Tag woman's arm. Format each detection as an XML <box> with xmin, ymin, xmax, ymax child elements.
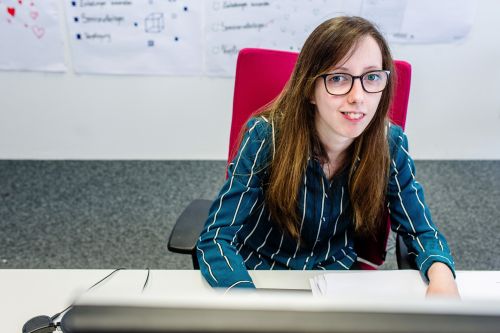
<box><xmin>426</xmin><ymin>262</ymin><xmax>460</xmax><ymax>298</ymax></box>
<box><xmin>386</xmin><ymin>125</ymin><xmax>456</xmax><ymax>285</ymax></box>
<box><xmin>197</xmin><ymin>117</ymin><xmax>271</xmax><ymax>290</ymax></box>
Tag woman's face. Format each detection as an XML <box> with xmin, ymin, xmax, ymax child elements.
<box><xmin>312</xmin><ymin>36</ymin><xmax>384</xmax><ymax>146</ymax></box>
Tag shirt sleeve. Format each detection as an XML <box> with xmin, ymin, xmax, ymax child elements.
<box><xmin>196</xmin><ymin>117</ymin><xmax>271</xmax><ymax>290</ymax></box>
<box><xmin>387</xmin><ymin>126</ymin><xmax>456</xmax><ymax>280</ymax></box>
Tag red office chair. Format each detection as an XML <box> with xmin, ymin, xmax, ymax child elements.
<box><xmin>168</xmin><ymin>48</ymin><xmax>414</xmax><ymax>270</ymax></box>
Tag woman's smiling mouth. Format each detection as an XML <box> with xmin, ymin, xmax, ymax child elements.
<box><xmin>341</xmin><ymin>111</ymin><xmax>366</xmax><ymax>121</ymax></box>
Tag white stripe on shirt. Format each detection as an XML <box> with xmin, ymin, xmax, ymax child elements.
<box><xmin>244</xmin><ymin>251</ymin><xmax>254</xmax><ymax>263</ymax></box>
<box><xmin>337</xmin><ymin>260</ymin><xmax>349</xmax><ymax>270</ymax></box>
<box><xmin>231</xmin><ymin>197</ymin><xmax>261</xmax><ymax>245</ymax></box>
<box><xmin>332</xmin><ymin>186</ymin><xmax>344</xmax><ymax>236</ymax></box>
<box><xmin>224</xmin><ymin>280</ymin><xmax>253</xmax><ymax>294</ymax></box>
<box><xmin>418</xmin><ymin>254</ymin><xmax>454</xmax><ymax>271</ymax></box>
<box><xmin>213</xmin><ymin>228</ymin><xmax>234</xmax><ymax>271</ymax></box>
<box><xmin>240</xmin><ymin>204</ymin><xmax>267</xmax><ymax>253</ymax></box>
<box><xmin>325</xmin><ymin>186</ymin><xmax>344</xmax><ymax>261</ymax></box>
<box><xmin>341</xmin><ymin>248</ymin><xmax>355</xmax><ymax>262</ymax></box>
<box><xmin>303</xmin><ymin>177</ymin><xmax>326</xmax><ymax>270</ymax></box>
<box><xmin>288</xmin><ymin>173</ymin><xmax>308</xmax><ymax>266</ymax></box>
<box><xmin>407</xmin><ymin>161</ymin><xmax>444</xmax><ymax>252</ymax></box>
<box><xmin>391</xmin><ymin>159</ymin><xmax>425</xmax><ymax>252</ymax></box>
<box><xmin>270</xmin><ymin>233</ymin><xmax>284</xmax><ymax>263</ymax></box>
<box><xmin>196</xmin><ymin>246</ymin><xmax>218</xmax><ymax>283</ymax></box>
<box><xmin>207</xmin><ymin>121</ymin><xmax>260</xmax><ymax>233</ymax></box>
<box><xmin>256</xmin><ymin>227</ymin><xmax>273</xmax><ymax>253</ymax></box>
<box><xmin>230</xmin><ymin>138</ymin><xmax>267</xmax><ymax>226</ymax></box>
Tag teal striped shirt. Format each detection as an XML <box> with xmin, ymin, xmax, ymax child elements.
<box><xmin>197</xmin><ymin>117</ymin><xmax>455</xmax><ymax>290</ymax></box>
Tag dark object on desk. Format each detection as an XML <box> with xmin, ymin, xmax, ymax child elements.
<box><xmin>22</xmin><ymin>315</ymin><xmax>57</xmax><ymax>333</ymax></box>
<box><xmin>22</xmin><ymin>269</ymin><xmax>126</xmax><ymax>333</ymax></box>
<box><xmin>60</xmin><ymin>301</ymin><xmax>500</xmax><ymax>333</ymax></box>
<box><xmin>167</xmin><ymin>48</ymin><xmax>417</xmax><ymax>271</ymax></box>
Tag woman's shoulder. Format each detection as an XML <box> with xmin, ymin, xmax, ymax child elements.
<box><xmin>387</xmin><ymin>122</ymin><xmax>405</xmax><ymax>156</ymax></box>
<box><xmin>245</xmin><ymin>116</ymin><xmax>273</xmax><ymax>139</ymax></box>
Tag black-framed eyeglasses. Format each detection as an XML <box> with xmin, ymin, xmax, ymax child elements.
<box><xmin>318</xmin><ymin>70</ymin><xmax>390</xmax><ymax>96</ymax></box>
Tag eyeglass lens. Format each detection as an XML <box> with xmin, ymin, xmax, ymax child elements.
<box><xmin>324</xmin><ymin>70</ymin><xmax>388</xmax><ymax>95</ymax></box>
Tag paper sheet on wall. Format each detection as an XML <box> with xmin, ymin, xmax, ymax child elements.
<box><xmin>0</xmin><ymin>0</ymin><xmax>65</xmax><ymax>72</ymax></box>
<box><xmin>204</xmin><ymin>0</ymin><xmax>348</xmax><ymax>76</ymax></box>
<box><xmin>205</xmin><ymin>0</ymin><xmax>476</xmax><ymax>77</ymax></box>
<box><xmin>0</xmin><ymin>0</ymin><xmax>477</xmax><ymax>76</ymax></box>
<box><xmin>361</xmin><ymin>0</ymin><xmax>477</xmax><ymax>44</ymax></box>
<box><xmin>65</xmin><ymin>0</ymin><xmax>203</xmax><ymax>75</ymax></box>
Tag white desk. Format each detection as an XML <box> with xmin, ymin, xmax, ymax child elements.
<box><xmin>1</xmin><ymin>269</ymin><xmax>321</xmax><ymax>333</ymax></box>
<box><xmin>2</xmin><ymin>269</ymin><xmax>500</xmax><ymax>333</ymax></box>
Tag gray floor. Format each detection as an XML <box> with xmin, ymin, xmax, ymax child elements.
<box><xmin>0</xmin><ymin>160</ymin><xmax>499</xmax><ymax>271</ymax></box>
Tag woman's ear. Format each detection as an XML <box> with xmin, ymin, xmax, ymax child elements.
<box><xmin>309</xmin><ymin>91</ymin><xmax>317</xmax><ymax>105</ymax></box>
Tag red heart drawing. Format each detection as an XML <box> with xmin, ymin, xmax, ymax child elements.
<box><xmin>7</xmin><ymin>7</ymin><xmax>15</xmax><ymax>17</ymax></box>
<box><xmin>30</xmin><ymin>10</ymin><xmax>38</xmax><ymax>20</ymax></box>
<box><xmin>32</xmin><ymin>25</ymin><xmax>45</xmax><ymax>38</ymax></box>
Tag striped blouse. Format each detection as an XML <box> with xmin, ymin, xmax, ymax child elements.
<box><xmin>197</xmin><ymin>117</ymin><xmax>455</xmax><ymax>290</ymax></box>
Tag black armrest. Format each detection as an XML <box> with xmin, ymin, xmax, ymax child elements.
<box><xmin>168</xmin><ymin>199</ymin><xmax>212</xmax><ymax>253</ymax></box>
<box><xmin>396</xmin><ymin>234</ymin><xmax>418</xmax><ymax>270</ymax></box>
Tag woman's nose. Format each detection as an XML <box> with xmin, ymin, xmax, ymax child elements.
<box><xmin>347</xmin><ymin>78</ymin><xmax>365</xmax><ymax>104</ymax></box>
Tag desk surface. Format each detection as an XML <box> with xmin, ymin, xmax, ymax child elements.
<box><xmin>2</xmin><ymin>269</ymin><xmax>500</xmax><ymax>333</ymax></box>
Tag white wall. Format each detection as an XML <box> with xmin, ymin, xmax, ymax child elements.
<box><xmin>0</xmin><ymin>0</ymin><xmax>499</xmax><ymax>160</ymax></box>
<box><xmin>392</xmin><ymin>0</ymin><xmax>500</xmax><ymax>160</ymax></box>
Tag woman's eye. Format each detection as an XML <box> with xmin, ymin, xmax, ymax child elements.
<box><xmin>366</xmin><ymin>73</ymin><xmax>381</xmax><ymax>81</ymax></box>
<box><xmin>330</xmin><ymin>74</ymin><xmax>348</xmax><ymax>82</ymax></box>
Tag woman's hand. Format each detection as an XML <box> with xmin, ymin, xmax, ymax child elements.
<box><xmin>425</xmin><ymin>262</ymin><xmax>460</xmax><ymax>298</ymax></box>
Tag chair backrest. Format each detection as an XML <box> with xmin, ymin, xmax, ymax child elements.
<box><xmin>227</xmin><ymin>48</ymin><xmax>412</xmax><ymax>268</ymax></box>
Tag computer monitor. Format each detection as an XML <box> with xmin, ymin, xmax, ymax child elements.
<box><xmin>60</xmin><ymin>291</ymin><xmax>500</xmax><ymax>333</ymax></box>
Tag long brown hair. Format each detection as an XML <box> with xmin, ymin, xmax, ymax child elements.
<box><xmin>251</xmin><ymin>16</ymin><xmax>395</xmax><ymax>239</ymax></box>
